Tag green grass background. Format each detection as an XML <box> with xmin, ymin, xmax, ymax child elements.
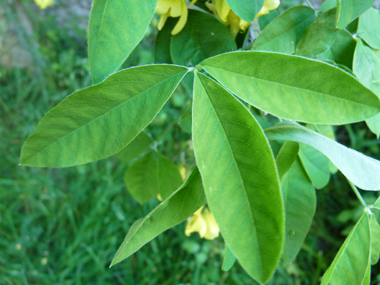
<box><xmin>1</xmin><ymin>1</ymin><xmax>380</xmax><ymax>284</ymax></box>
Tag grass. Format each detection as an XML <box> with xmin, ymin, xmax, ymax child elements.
<box><xmin>1</xmin><ymin>1</ymin><xmax>380</xmax><ymax>284</ymax></box>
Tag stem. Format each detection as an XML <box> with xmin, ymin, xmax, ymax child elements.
<box><xmin>348</xmin><ymin>180</ymin><xmax>367</xmax><ymax>208</ymax></box>
<box><xmin>305</xmin><ymin>0</ymin><xmax>313</xmax><ymax>8</ymax></box>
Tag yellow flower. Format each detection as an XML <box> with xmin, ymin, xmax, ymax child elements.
<box><xmin>206</xmin><ymin>0</ymin><xmax>280</xmax><ymax>38</ymax></box>
<box><xmin>34</xmin><ymin>0</ymin><xmax>54</xmax><ymax>9</ymax></box>
<box><xmin>156</xmin><ymin>0</ymin><xmax>197</xmax><ymax>35</ymax></box>
<box><xmin>185</xmin><ymin>207</ymin><xmax>220</xmax><ymax>240</ymax></box>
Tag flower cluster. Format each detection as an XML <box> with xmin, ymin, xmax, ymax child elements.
<box><xmin>34</xmin><ymin>0</ymin><xmax>54</xmax><ymax>9</ymax></box>
<box><xmin>156</xmin><ymin>0</ymin><xmax>197</xmax><ymax>35</ymax></box>
<box><xmin>185</xmin><ymin>206</ymin><xmax>220</xmax><ymax>240</ymax></box>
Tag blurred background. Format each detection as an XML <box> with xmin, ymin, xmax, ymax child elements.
<box><xmin>1</xmin><ymin>0</ymin><xmax>380</xmax><ymax>284</ymax></box>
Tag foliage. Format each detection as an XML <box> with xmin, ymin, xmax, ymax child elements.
<box><xmin>4</xmin><ymin>0</ymin><xmax>380</xmax><ymax>284</ymax></box>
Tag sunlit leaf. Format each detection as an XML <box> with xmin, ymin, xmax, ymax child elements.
<box><xmin>353</xmin><ymin>40</ymin><xmax>380</xmax><ymax>138</ymax></box>
<box><xmin>336</xmin><ymin>0</ymin><xmax>376</xmax><ymax>29</ymax></box>
<box><xmin>321</xmin><ymin>213</ymin><xmax>371</xmax><ymax>284</ymax></box>
<box><xmin>88</xmin><ymin>0</ymin><xmax>157</xmax><ymax>83</ymax></box>
<box><xmin>201</xmin><ymin>51</ymin><xmax>380</xmax><ymax>125</ymax></box>
<box><xmin>265</xmin><ymin>122</ymin><xmax>380</xmax><ymax>190</ymax></box>
<box><xmin>20</xmin><ymin>65</ymin><xmax>188</xmax><ymax>167</ymax></box>
<box><xmin>193</xmin><ymin>72</ymin><xmax>284</xmax><ymax>283</ymax></box>
<box><xmin>357</xmin><ymin>8</ymin><xmax>380</xmax><ymax>50</ymax></box>
<box><xmin>370</xmin><ymin>214</ymin><xmax>380</xmax><ymax>265</ymax></box>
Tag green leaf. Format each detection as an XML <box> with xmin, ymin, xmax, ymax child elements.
<box><xmin>157</xmin><ymin>152</ymin><xmax>184</xmax><ymax>200</ymax></box>
<box><xmin>265</xmin><ymin>122</ymin><xmax>380</xmax><ymax>191</ymax></box>
<box><xmin>258</xmin><ymin>9</ymin><xmax>280</xmax><ymax>30</ymax></box>
<box><xmin>370</xmin><ymin>214</ymin><xmax>380</xmax><ymax>265</ymax></box>
<box><xmin>319</xmin><ymin>0</ymin><xmax>336</xmax><ymax>12</ymax></box>
<box><xmin>353</xmin><ymin>40</ymin><xmax>380</xmax><ymax>138</ymax></box>
<box><xmin>296</xmin><ymin>8</ymin><xmax>339</xmax><ymax>58</ymax></box>
<box><xmin>154</xmin><ymin>18</ymin><xmax>177</xmax><ymax>64</ymax></box>
<box><xmin>88</xmin><ymin>0</ymin><xmax>157</xmax><ymax>83</ymax></box>
<box><xmin>193</xmin><ymin>72</ymin><xmax>284</xmax><ymax>284</ymax></box>
<box><xmin>124</xmin><ymin>151</ymin><xmax>183</xmax><ymax>204</ymax></box>
<box><xmin>313</xmin><ymin>124</ymin><xmax>338</xmax><ymax>174</ymax></box>
<box><xmin>253</xmin><ymin>6</ymin><xmax>316</xmax><ymax>54</ymax></box>
<box><xmin>225</xmin><ymin>0</ymin><xmax>265</xmax><ymax>22</ymax></box>
<box><xmin>179</xmin><ymin>104</ymin><xmax>192</xmax><ymax>133</ymax></box>
<box><xmin>374</xmin><ymin>197</ymin><xmax>380</xmax><ymax>209</ymax></box>
<box><xmin>222</xmin><ymin>244</ymin><xmax>236</xmax><ymax>271</ymax></box>
<box><xmin>276</xmin><ymin>141</ymin><xmax>299</xmax><ymax>179</ymax></box>
<box><xmin>363</xmin><ymin>264</ymin><xmax>371</xmax><ymax>285</ymax></box>
<box><xmin>357</xmin><ymin>8</ymin><xmax>380</xmax><ymax>50</ymax></box>
<box><xmin>201</xmin><ymin>51</ymin><xmax>380</xmax><ymax>125</ymax></box>
<box><xmin>111</xmin><ymin>168</ymin><xmax>206</xmax><ymax>266</ymax></box>
<box><xmin>316</xmin><ymin>29</ymin><xmax>357</xmax><ymax>69</ymax></box>
<box><xmin>124</xmin><ymin>151</ymin><xmax>159</xmax><ymax>204</ymax></box>
<box><xmin>116</xmin><ymin>132</ymin><xmax>153</xmax><ymax>162</ymax></box>
<box><xmin>321</xmin><ymin>213</ymin><xmax>371</xmax><ymax>284</ymax></box>
<box><xmin>20</xmin><ymin>65</ymin><xmax>188</xmax><ymax>167</ymax></box>
<box><xmin>299</xmin><ymin>143</ymin><xmax>330</xmax><ymax>189</ymax></box>
<box><xmin>170</xmin><ymin>10</ymin><xmax>236</xmax><ymax>67</ymax></box>
<box><xmin>336</xmin><ymin>0</ymin><xmax>376</xmax><ymax>29</ymax></box>
<box><xmin>281</xmin><ymin>157</ymin><xmax>316</xmax><ymax>264</ymax></box>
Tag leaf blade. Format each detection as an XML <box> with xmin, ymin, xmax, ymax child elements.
<box><xmin>321</xmin><ymin>213</ymin><xmax>371</xmax><ymax>284</ymax></box>
<box><xmin>225</xmin><ymin>0</ymin><xmax>265</xmax><ymax>22</ymax></box>
<box><xmin>253</xmin><ymin>6</ymin><xmax>316</xmax><ymax>54</ymax></box>
<box><xmin>281</xmin><ymin>157</ymin><xmax>316</xmax><ymax>264</ymax></box>
<box><xmin>111</xmin><ymin>168</ymin><xmax>206</xmax><ymax>266</ymax></box>
<box><xmin>337</xmin><ymin>0</ymin><xmax>376</xmax><ymax>29</ymax></box>
<box><xmin>265</xmin><ymin>122</ymin><xmax>380</xmax><ymax>190</ymax></box>
<box><xmin>201</xmin><ymin>51</ymin><xmax>380</xmax><ymax>125</ymax></box>
<box><xmin>193</xmin><ymin>72</ymin><xmax>284</xmax><ymax>283</ymax></box>
<box><xmin>88</xmin><ymin>0</ymin><xmax>157</xmax><ymax>83</ymax></box>
<box><xmin>20</xmin><ymin>65</ymin><xmax>188</xmax><ymax>167</ymax></box>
